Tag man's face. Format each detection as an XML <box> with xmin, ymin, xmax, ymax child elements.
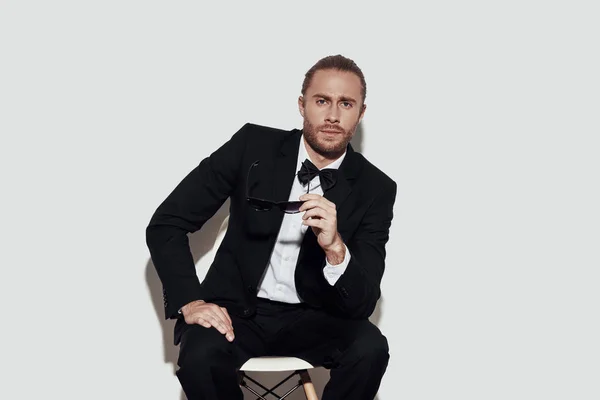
<box><xmin>299</xmin><ymin>69</ymin><xmax>366</xmax><ymax>158</ymax></box>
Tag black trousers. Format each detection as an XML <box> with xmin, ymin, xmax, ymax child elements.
<box><xmin>174</xmin><ymin>298</ymin><xmax>389</xmax><ymax>400</ymax></box>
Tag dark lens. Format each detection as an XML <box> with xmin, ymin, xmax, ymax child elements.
<box><xmin>247</xmin><ymin>197</ymin><xmax>273</xmax><ymax>211</ymax></box>
<box><xmin>281</xmin><ymin>200</ymin><xmax>303</xmax><ymax>214</ymax></box>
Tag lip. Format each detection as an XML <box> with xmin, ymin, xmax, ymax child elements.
<box><xmin>321</xmin><ymin>129</ymin><xmax>343</xmax><ymax>134</ymax></box>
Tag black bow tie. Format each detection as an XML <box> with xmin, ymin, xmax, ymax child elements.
<box><xmin>297</xmin><ymin>159</ymin><xmax>337</xmax><ymax>192</ymax></box>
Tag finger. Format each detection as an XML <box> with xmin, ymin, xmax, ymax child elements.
<box><xmin>203</xmin><ymin>304</ymin><xmax>230</xmax><ymax>327</ymax></box>
<box><xmin>206</xmin><ymin>313</ymin><xmax>235</xmax><ymax>342</ymax></box>
<box><xmin>205</xmin><ymin>313</ymin><xmax>229</xmax><ymax>335</ymax></box>
<box><xmin>213</xmin><ymin>307</ymin><xmax>234</xmax><ymax>332</ymax></box>
<box><xmin>299</xmin><ymin>199</ymin><xmax>336</xmax><ymax>213</ymax></box>
<box><xmin>298</xmin><ymin>193</ymin><xmax>322</xmax><ymax>201</ymax></box>
<box><xmin>195</xmin><ymin>316</ymin><xmax>212</xmax><ymax>329</ymax></box>
<box><xmin>198</xmin><ymin>315</ymin><xmax>234</xmax><ymax>342</ymax></box>
<box><xmin>302</xmin><ymin>207</ymin><xmax>333</xmax><ymax>221</ymax></box>
<box><xmin>220</xmin><ymin>307</ymin><xmax>233</xmax><ymax>327</ymax></box>
<box><xmin>299</xmin><ymin>194</ymin><xmax>336</xmax><ymax>209</ymax></box>
<box><xmin>302</xmin><ymin>217</ymin><xmax>325</xmax><ymax>229</ymax></box>
<box><xmin>304</xmin><ymin>202</ymin><xmax>336</xmax><ymax>216</ymax></box>
<box><xmin>213</xmin><ymin>314</ymin><xmax>233</xmax><ymax>336</ymax></box>
<box><xmin>210</xmin><ymin>309</ymin><xmax>234</xmax><ymax>336</ymax></box>
<box><xmin>219</xmin><ymin>308</ymin><xmax>235</xmax><ymax>342</ymax></box>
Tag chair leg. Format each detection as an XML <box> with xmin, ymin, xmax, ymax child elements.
<box><xmin>298</xmin><ymin>370</ymin><xmax>318</xmax><ymax>400</ymax></box>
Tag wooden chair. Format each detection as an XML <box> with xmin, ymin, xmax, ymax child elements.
<box><xmin>238</xmin><ymin>357</ymin><xmax>318</xmax><ymax>400</ymax></box>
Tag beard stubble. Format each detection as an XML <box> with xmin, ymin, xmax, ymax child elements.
<box><xmin>302</xmin><ymin>118</ymin><xmax>359</xmax><ymax>159</ymax></box>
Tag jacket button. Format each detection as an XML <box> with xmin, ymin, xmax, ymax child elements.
<box><xmin>243</xmin><ymin>309</ymin><xmax>251</xmax><ymax>316</ymax></box>
<box><xmin>247</xmin><ymin>285</ymin><xmax>254</xmax><ymax>294</ymax></box>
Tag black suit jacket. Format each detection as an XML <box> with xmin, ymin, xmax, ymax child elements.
<box><xmin>146</xmin><ymin>123</ymin><xmax>397</xmax><ymax>322</ymax></box>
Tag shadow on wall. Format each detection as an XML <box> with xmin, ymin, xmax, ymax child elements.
<box><xmin>145</xmin><ymin>122</ymin><xmax>385</xmax><ymax>399</ymax></box>
<box><xmin>145</xmin><ymin>199</ymin><xmax>231</xmax><ymax>400</ymax></box>
<box><xmin>350</xmin><ymin>121</ymin><xmax>364</xmax><ymax>153</ymax></box>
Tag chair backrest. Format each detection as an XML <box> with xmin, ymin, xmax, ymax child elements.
<box><xmin>196</xmin><ymin>215</ymin><xmax>229</xmax><ymax>281</ymax></box>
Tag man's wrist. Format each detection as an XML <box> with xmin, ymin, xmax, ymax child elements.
<box><xmin>180</xmin><ymin>299</ymin><xmax>204</xmax><ymax>315</ymax></box>
<box><xmin>324</xmin><ymin>235</ymin><xmax>346</xmax><ymax>265</ymax></box>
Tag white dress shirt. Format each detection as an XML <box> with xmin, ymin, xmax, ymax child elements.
<box><xmin>257</xmin><ymin>135</ymin><xmax>351</xmax><ymax>303</ymax></box>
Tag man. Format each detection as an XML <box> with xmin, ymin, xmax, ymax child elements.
<box><xmin>146</xmin><ymin>54</ymin><xmax>397</xmax><ymax>399</ymax></box>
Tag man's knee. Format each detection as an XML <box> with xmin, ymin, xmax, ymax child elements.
<box><xmin>347</xmin><ymin>323</ymin><xmax>390</xmax><ymax>365</ymax></box>
<box><xmin>177</xmin><ymin>324</ymin><xmax>234</xmax><ymax>370</ymax></box>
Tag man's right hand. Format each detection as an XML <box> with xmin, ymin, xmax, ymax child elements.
<box><xmin>181</xmin><ymin>300</ymin><xmax>235</xmax><ymax>342</ymax></box>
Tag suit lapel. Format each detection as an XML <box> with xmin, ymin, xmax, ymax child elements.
<box><xmin>323</xmin><ymin>143</ymin><xmax>361</xmax><ymax>214</ymax></box>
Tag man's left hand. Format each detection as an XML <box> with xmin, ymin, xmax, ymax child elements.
<box><xmin>299</xmin><ymin>194</ymin><xmax>345</xmax><ymax>258</ymax></box>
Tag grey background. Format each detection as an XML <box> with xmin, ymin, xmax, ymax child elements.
<box><xmin>1</xmin><ymin>1</ymin><xmax>598</xmax><ymax>399</ymax></box>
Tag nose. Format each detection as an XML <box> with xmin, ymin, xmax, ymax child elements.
<box><xmin>325</xmin><ymin>105</ymin><xmax>340</xmax><ymax>124</ymax></box>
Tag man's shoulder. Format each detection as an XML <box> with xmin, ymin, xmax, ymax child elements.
<box><xmin>354</xmin><ymin>152</ymin><xmax>396</xmax><ymax>190</ymax></box>
<box><xmin>241</xmin><ymin>122</ymin><xmax>298</xmax><ymax>140</ymax></box>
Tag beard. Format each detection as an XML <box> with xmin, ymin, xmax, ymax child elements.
<box><xmin>302</xmin><ymin>118</ymin><xmax>359</xmax><ymax>158</ymax></box>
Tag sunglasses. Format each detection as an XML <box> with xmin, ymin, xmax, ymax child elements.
<box><xmin>246</xmin><ymin>160</ymin><xmax>309</xmax><ymax>214</ymax></box>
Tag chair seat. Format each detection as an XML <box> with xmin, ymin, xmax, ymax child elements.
<box><xmin>240</xmin><ymin>356</ymin><xmax>315</xmax><ymax>372</ymax></box>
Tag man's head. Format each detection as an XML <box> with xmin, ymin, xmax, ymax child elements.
<box><xmin>298</xmin><ymin>55</ymin><xmax>367</xmax><ymax>160</ymax></box>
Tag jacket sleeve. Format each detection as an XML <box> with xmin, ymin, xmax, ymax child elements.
<box><xmin>330</xmin><ymin>181</ymin><xmax>397</xmax><ymax>319</ymax></box>
<box><xmin>145</xmin><ymin>124</ymin><xmax>250</xmax><ymax>319</ymax></box>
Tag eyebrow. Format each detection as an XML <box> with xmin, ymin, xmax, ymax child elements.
<box><xmin>312</xmin><ymin>93</ymin><xmax>358</xmax><ymax>104</ymax></box>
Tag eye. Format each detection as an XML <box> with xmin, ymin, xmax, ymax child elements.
<box><xmin>341</xmin><ymin>101</ymin><xmax>352</xmax><ymax>108</ymax></box>
<box><xmin>316</xmin><ymin>99</ymin><xmax>327</xmax><ymax>105</ymax></box>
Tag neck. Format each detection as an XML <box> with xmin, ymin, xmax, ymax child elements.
<box><xmin>303</xmin><ymin>137</ymin><xmax>345</xmax><ymax>169</ymax></box>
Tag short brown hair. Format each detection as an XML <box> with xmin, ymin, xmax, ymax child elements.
<box><xmin>301</xmin><ymin>54</ymin><xmax>367</xmax><ymax>104</ymax></box>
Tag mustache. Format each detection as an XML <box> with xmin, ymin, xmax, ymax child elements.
<box><xmin>318</xmin><ymin>124</ymin><xmax>345</xmax><ymax>133</ymax></box>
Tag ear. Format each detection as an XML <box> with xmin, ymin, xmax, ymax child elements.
<box><xmin>358</xmin><ymin>103</ymin><xmax>367</xmax><ymax>123</ymax></box>
<box><xmin>298</xmin><ymin>96</ymin><xmax>305</xmax><ymax>117</ymax></box>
